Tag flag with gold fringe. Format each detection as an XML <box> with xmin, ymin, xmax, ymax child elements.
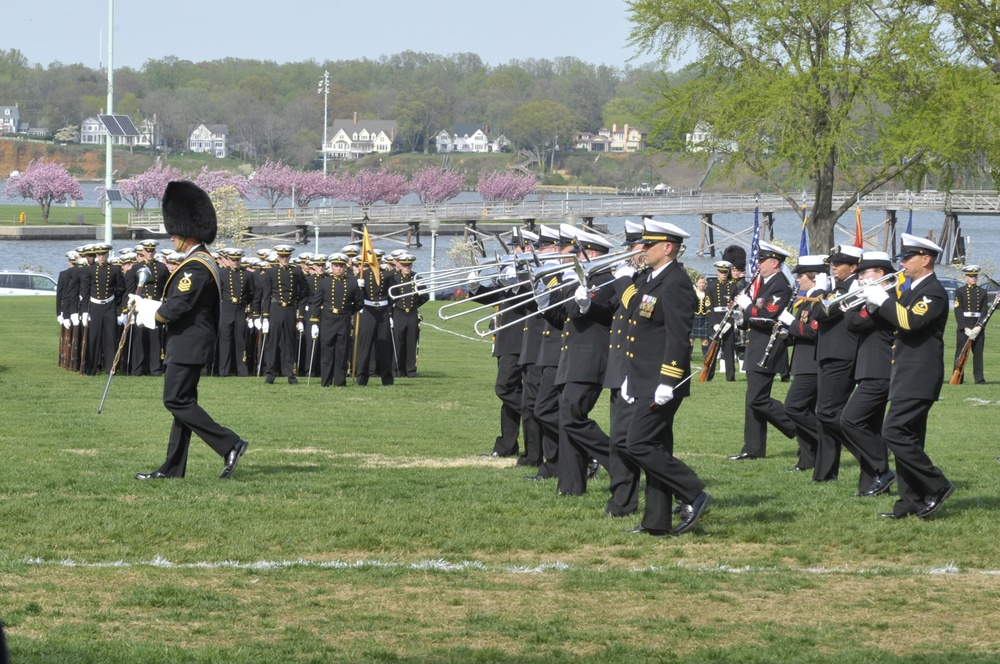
<box><xmin>361</xmin><ymin>225</ymin><xmax>380</xmax><ymax>286</ymax></box>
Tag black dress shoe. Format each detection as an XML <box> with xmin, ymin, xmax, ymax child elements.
<box><xmin>673</xmin><ymin>491</ymin><xmax>712</xmax><ymax>535</ymax></box>
<box><xmin>288</xmin><ymin>376</ymin><xmax>299</xmax><ymax>385</ymax></box>
<box><xmin>784</xmin><ymin>465</ymin><xmax>811</xmax><ymax>472</ymax></box>
<box><xmin>135</xmin><ymin>471</ymin><xmax>169</xmax><ymax>480</ymax></box>
<box><xmin>727</xmin><ymin>452</ymin><xmax>760</xmax><ymax>460</ymax></box>
<box><xmin>862</xmin><ymin>471</ymin><xmax>896</xmax><ymax>497</ymax></box>
<box><xmin>515</xmin><ymin>458</ymin><xmax>541</xmax><ymax>467</ymax></box>
<box><xmin>264</xmin><ymin>375</ymin><xmax>275</xmax><ymax>384</ymax></box>
<box><xmin>879</xmin><ymin>511</ymin><xmax>910</xmax><ymax>519</ymax></box>
<box><xmin>625</xmin><ymin>524</ymin><xmax>671</xmax><ymax>537</ymax></box>
<box><xmin>479</xmin><ymin>451</ymin><xmax>500</xmax><ymax>457</ymax></box>
<box><xmin>587</xmin><ymin>458</ymin><xmax>600</xmax><ymax>479</ymax></box>
<box><xmin>220</xmin><ymin>439</ymin><xmax>249</xmax><ymax>479</ymax></box>
<box><xmin>915</xmin><ymin>483</ymin><xmax>955</xmax><ymax>519</ymax></box>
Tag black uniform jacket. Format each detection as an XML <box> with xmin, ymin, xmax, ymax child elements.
<box><xmin>551</xmin><ymin>271</ymin><xmax>615</xmax><ymax>386</ymax></box>
<box><xmin>814</xmin><ymin>274</ymin><xmax>860</xmax><ymax>362</ymax></box>
<box><xmin>786</xmin><ymin>292</ymin><xmax>821</xmax><ymax>376</ymax></box>
<box><xmin>846</xmin><ymin>304</ymin><xmax>893</xmax><ymax>380</ymax></box>
<box><xmin>742</xmin><ymin>273</ymin><xmax>792</xmax><ymax>374</ymax></box>
<box><xmin>875</xmin><ymin>273</ymin><xmax>950</xmax><ymax>401</ymax></box>
<box><xmin>614</xmin><ymin>260</ymin><xmax>695</xmax><ymax>398</ymax></box>
<box><xmin>154</xmin><ymin>248</ymin><xmax>222</xmax><ymax>365</ymax></box>
<box><xmin>954</xmin><ymin>283</ymin><xmax>988</xmax><ymax>328</ymax></box>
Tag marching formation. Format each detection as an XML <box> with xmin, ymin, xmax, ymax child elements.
<box><xmin>55</xmin><ymin>237</ymin><xmax>430</xmax><ymax>387</ymax></box>
<box><xmin>462</xmin><ymin>220</ymin><xmax>985</xmax><ymax>533</ymax></box>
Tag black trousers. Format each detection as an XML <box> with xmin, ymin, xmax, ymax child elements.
<box><xmin>624</xmin><ymin>396</ymin><xmax>705</xmax><ymax>532</ymax></box>
<box><xmin>157</xmin><ymin>362</ymin><xmax>240</xmax><ymax>477</ymax></box>
<box><xmin>882</xmin><ymin>397</ymin><xmax>951</xmax><ymax>517</ymax></box>
<box><xmin>492</xmin><ymin>354</ymin><xmax>522</xmax><ymax>456</ymax></box>
<box><xmin>319</xmin><ymin>315</ymin><xmax>352</xmax><ymax>386</ymax></box>
<box><xmin>814</xmin><ymin>359</ymin><xmax>856</xmax><ymax>481</ymax></box>
<box><xmin>605</xmin><ymin>389</ymin><xmax>640</xmax><ymax>517</ymax></box>
<box><xmin>840</xmin><ymin>377</ymin><xmax>890</xmax><ymax>492</ymax></box>
<box><xmin>265</xmin><ymin>305</ymin><xmax>297</xmax><ymax>379</ymax></box>
<box><xmin>707</xmin><ymin>330</ymin><xmax>737</xmax><ymax>381</ymax></box>
<box><xmin>533</xmin><ymin>365</ymin><xmax>560</xmax><ymax>478</ymax></box>
<box><xmin>954</xmin><ymin>329</ymin><xmax>986</xmax><ymax>384</ymax></box>
<box><xmin>356</xmin><ymin>306</ymin><xmax>394</xmax><ymax>385</ymax></box>
<box><xmin>556</xmin><ymin>381</ymin><xmax>609</xmax><ymax>496</ymax></box>
<box><xmin>742</xmin><ymin>370</ymin><xmax>796</xmax><ymax>457</ymax></box>
<box><xmin>784</xmin><ymin>372</ymin><xmax>819</xmax><ymax>468</ymax></box>
<box><xmin>392</xmin><ymin>311</ymin><xmax>420</xmax><ymax>377</ymax></box>
<box><xmin>218</xmin><ymin>307</ymin><xmax>249</xmax><ymax>377</ymax></box>
<box><xmin>84</xmin><ymin>302</ymin><xmax>117</xmax><ymax>375</ymax></box>
<box><xmin>517</xmin><ymin>363</ymin><xmax>543</xmax><ymax>466</ymax></box>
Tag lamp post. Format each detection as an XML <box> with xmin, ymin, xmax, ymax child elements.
<box><xmin>317</xmin><ymin>70</ymin><xmax>329</xmax><ymax>175</ymax></box>
<box><xmin>428</xmin><ymin>216</ymin><xmax>441</xmax><ymax>301</ymax></box>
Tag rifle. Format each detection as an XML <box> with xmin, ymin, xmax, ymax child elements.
<box><xmin>69</xmin><ymin>323</ymin><xmax>80</xmax><ymax>372</ymax></box>
<box><xmin>78</xmin><ymin>318</ymin><xmax>89</xmax><ymax>375</ymax></box>
<box><xmin>699</xmin><ymin>278</ymin><xmax>754</xmax><ymax>382</ymax></box>
<box><xmin>950</xmin><ymin>291</ymin><xmax>1000</xmax><ymax>385</ymax></box>
<box><xmin>59</xmin><ymin>325</ymin><xmax>67</xmax><ymax>368</ymax></box>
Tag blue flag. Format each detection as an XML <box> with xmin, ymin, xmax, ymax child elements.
<box><xmin>748</xmin><ymin>197</ymin><xmax>761</xmax><ymax>282</ymax></box>
<box><xmin>799</xmin><ymin>205</ymin><xmax>809</xmax><ymax>256</ymax></box>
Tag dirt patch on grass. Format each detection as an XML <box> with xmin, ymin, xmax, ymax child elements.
<box><xmin>273</xmin><ymin>449</ymin><xmax>514</xmax><ymax>469</ymax></box>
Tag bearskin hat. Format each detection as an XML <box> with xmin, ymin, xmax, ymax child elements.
<box><xmin>722</xmin><ymin>244</ymin><xmax>746</xmax><ymax>271</ymax></box>
<box><xmin>162</xmin><ymin>181</ymin><xmax>217</xmax><ymax>245</ymax></box>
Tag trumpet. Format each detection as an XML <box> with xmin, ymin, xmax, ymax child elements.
<box><xmin>820</xmin><ymin>270</ymin><xmax>903</xmax><ymax>313</ymax></box>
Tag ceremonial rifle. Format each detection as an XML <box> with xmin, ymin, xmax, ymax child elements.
<box><xmin>950</xmin><ymin>291</ymin><xmax>1000</xmax><ymax>385</ymax></box>
<box><xmin>98</xmin><ymin>266</ymin><xmax>151</xmax><ymax>414</ymax></box>
<box><xmin>699</xmin><ymin>277</ymin><xmax>755</xmax><ymax>382</ymax></box>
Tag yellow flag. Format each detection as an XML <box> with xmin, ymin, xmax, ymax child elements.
<box><xmin>361</xmin><ymin>226</ymin><xmax>380</xmax><ymax>286</ymax></box>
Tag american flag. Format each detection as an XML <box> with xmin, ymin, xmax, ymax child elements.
<box><xmin>746</xmin><ymin>197</ymin><xmax>762</xmax><ymax>299</ymax></box>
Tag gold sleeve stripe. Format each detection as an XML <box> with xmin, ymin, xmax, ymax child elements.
<box><xmin>154</xmin><ymin>312</ymin><xmax>170</xmax><ymax>324</ymax></box>
<box><xmin>661</xmin><ymin>365</ymin><xmax>685</xmax><ymax>378</ymax></box>
<box><xmin>546</xmin><ymin>277</ymin><xmax>559</xmax><ymax>288</ymax></box>
<box><xmin>622</xmin><ymin>284</ymin><xmax>637</xmax><ymax>309</ymax></box>
<box><xmin>895</xmin><ymin>303</ymin><xmax>910</xmax><ymax>330</ymax></box>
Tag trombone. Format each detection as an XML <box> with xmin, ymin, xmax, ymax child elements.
<box><xmin>471</xmin><ymin>249</ymin><xmax>642</xmax><ymax>337</ymax></box>
<box><xmin>819</xmin><ymin>270</ymin><xmax>903</xmax><ymax>313</ymax></box>
<box><xmin>436</xmin><ymin>253</ymin><xmax>573</xmax><ymax>320</ymax></box>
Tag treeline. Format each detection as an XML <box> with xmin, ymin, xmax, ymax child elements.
<box><xmin>0</xmin><ymin>49</ymin><xmax>687</xmax><ymax>170</ymax></box>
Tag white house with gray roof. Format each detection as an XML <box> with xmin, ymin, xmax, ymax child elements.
<box><xmin>435</xmin><ymin>123</ymin><xmax>508</xmax><ymax>153</ymax></box>
<box><xmin>324</xmin><ymin>113</ymin><xmax>398</xmax><ymax>160</ymax></box>
<box><xmin>1</xmin><ymin>105</ymin><xmax>20</xmax><ymax>134</ymax></box>
<box><xmin>188</xmin><ymin>123</ymin><xmax>229</xmax><ymax>157</ymax></box>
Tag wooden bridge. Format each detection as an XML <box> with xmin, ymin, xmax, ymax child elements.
<box><xmin>125</xmin><ymin>189</ymin><xmax>1000</xmax><ymax>254</ymax></box>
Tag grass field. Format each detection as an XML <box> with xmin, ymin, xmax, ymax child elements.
<box><xmin>2</xmin><ymin>296</ymin><xmax>1000</xmax><ymax>663</ymax></box>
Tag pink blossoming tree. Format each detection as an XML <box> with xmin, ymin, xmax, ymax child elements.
<box><xmin>112</xmin><ymin>161</ymin><xmax>183</xmax><ymax>212</ymax></box>
<box><xmin>410</xmin><ymin>166</ymin><xmax>464</xmax><ymax>205</ymax></box>
<box><xmin>477</xmin><ymin>170</ymin><xmax>537</xmax><ymax>203</ymax></box>
<box><xmin>193</xmin><ymin>166</ymin><xmax>251</xmax><ymax>199</ymax></box>
<box><xmin>251</xmin><ymin>160</ymin><xmax>296</xmax><ymax>208</ymax></box>
<box><xmin>3</xmin><ymin>159</ymin><xmax>84</xmax><ymax>221</ymax></box>
<box><xmin>338</xmin><ymin>169</ymin><xmax>410</xmax><ymax>207</ymax></box>
<box><xmin>291</xmin><ymin>170</ymin><xmax>341</xmax><ymax>208</ymax></box>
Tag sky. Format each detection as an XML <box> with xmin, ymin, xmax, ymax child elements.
<box><xmin>12</xmin><ymin>0</ymin><xmax>664</xmax><ymax>71</ymax></box>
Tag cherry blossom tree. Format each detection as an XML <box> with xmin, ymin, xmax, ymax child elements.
<box><xmin>112</xmin><ymin>161</ymin><xmax>182</xmax><ymax>212</ymax></box>
<box><xmin>251</xmin><ymin>160</ymin><xmax>295</xmax><ymax>208</ymax></box>
<box><xmin>194</xmin><ymin>166</ymin><xmax>251</xmax><ymax>199</ymax></box>
<box><xmin>291</xmin><ymin>170</ymin><xmax>341</xmax><ymax>208</ymax></box>
<box><xmin>3</xmin><ymin>159</ymin><xmax>84</xmax><ymax>221</ymax></box>
<box><xmin>477</xmin><ymin>170</ymin><xmax>537</xmax><ymax>203</ymax></box>
<box><xmin>338</xmin><ymin>169</ymin><xmax>410</xmax><ymax>206</ymax></box>
<box><xmin>410</xmin><ymin>166</ymin><xmax>464</xmax><ymax>204</ymax></box>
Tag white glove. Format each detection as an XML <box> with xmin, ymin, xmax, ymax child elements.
<box><xmin>734</xmin><ymin>293</ymin><xmax>752</xmax><ymax>310</ymax></box>
<box><xmin>389</xmin><ymin>316</ymin><xmax>394</xmax><ymax>328</ymax></box>
<box><xmin>357</xmin><ymin>278</ymin><xmax>365</xmax><ymax>288</ymax></box>
<box><xmin>254</xmin><ymin>317</ymin><xmax>262</xmax><ymax>330</ymax></box>
<box><xmin>778</xmin><ymin>310</ymin><xmax>796</xmax><ymax>326</ymax></box>
<box><xmin>654</xmin><ymin>384</ymin><xmax>674</xmax><ymax>406</ymax></box>
<box><xmin>117</xmin><ymin>313</ymin><xmax>128</xmax><ymax>326</ymax></box>
<box><xmin>62</xmin><ymin>318</ymin><xmax>71</xmax><ymax>330</ymax></box>
<box><xmin>262</xmin><ymin>319</ymin><xmax>270</xmax><ymax>334</ymax></box>
<box><xmin>732</xmin><ymin>310</ymin><xmax>744</xmax><ymax>326</ymax></box>
<box><xmin>574</xmin><ymin>284</ymin><xmax>591</xmax><ymax>313</ymax></box>
<box><xmin>621</xmin><ymin>377</ymin><xmax>635</xmax><ymax>405</ymax></box>
<box><xmin>964</xmin><ymin>327</ymin><xmax>973</xmax><ymax>337</ymax></box>
<box><xmin>968</xmin><ymin>326</ymin><xmax>982</xmax><ymax>340</ymax></box>
<box><xmin>57</xmin><ymin>315</ymin><xmax>64</xmax><ymax>325</ymax></box>
<box><xmin>814</xmin><ymin>273</ymin><xmax>830</xmax><ymax>291</ymax></box>
<box><xmin>247</xmin><ymin>317</ymin><xmax>254</xmax><ymax>327</ymax></box>
<box><xmin>81</xmin><ymin>312</ymin><xmax>90</xmax><ymax>326</ymax></box>
<box><xmin>129</xmin><ymin>296</ymin><xmax>161</xmax><ymax>329</ymax></box>
<box><xmin>70</xmin><ymin>313</ymin><xmax>80</xmax><ymax>326</ymax></box>
<box><xmin>296</xmin><ymin>321</ymin><xmax>304</xmax><ymax>333</ymax></box>
<box><xmin>534</xmin><ymin>279</ymin><xmax>552</xmax><ymax>309</ymax></box>
<box><xmin>848</xmin><ymin>278</ymin><xmax>863</xmax><ymax>293</ymax></box>
<box><xmin>499</xmin><ymin>265</ymin><xmax>517</xmax><ymax>287</ymax></box>
<box><xmin>311</xmin><ymin>324</ymin><xmax>319</xmax><ymax>339</ymax></box>
<box><xmin>560</xmin><ymin>268</ymin><xmax>579</xmax><ymax>283</ymax></box>
<box><xmin>613</xmin><ymin>263</ymin><xmax>635</xmax><ymax>280</ymax></box>
<box><xmin>863</xmin><ymin>284</ymin><xmax>889</xmax><ymax>307</ymax></box>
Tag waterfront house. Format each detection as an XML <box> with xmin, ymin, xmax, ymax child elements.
<box><xmin>325</xmin><ymin>113</ymin><xmax>398</xmax><ymax>160</ymax></box>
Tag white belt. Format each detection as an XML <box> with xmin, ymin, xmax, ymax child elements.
<box><xmin>365</xmin><ymin>299</ymin><xmax>389</xmax><ymax>308</ymax></box>
<box><xmin>713</xmin><ymin>306</ymin><xmax>728</xmax><ymax>312</ymax></box>
<box><xmin>90</xmin><ymin>296</ymin><xmax>114</xmax><ymax>305</ymax></box>
<box><xmin>963</xmin><ymin>312</ymin><xmax>981</xmax><ymax>317</ymax></box>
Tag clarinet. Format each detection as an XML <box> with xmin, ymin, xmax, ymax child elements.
<box><xmin>756</xmin><ymin>294</ymin><xmax>796</xmax><ymax>368</ymax></box>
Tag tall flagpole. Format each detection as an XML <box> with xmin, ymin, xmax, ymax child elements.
<box><xmin>104</xmin><ymin>0</ymin><xmax>114</xmax><ymax>243</ymax></box>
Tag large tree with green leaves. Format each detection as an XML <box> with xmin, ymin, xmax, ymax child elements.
<box><xmin>627</xmin><ymin>0</ymin><xmax>966</xmax><ymax>250</ymax></box>
<box><xmin>507</xmin><ymin>100</ymin><xmax>583</xmax><ymax>173</ymax></box>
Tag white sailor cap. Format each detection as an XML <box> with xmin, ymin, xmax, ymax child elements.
<box><xmin>622</xmin><ymin>220</ymin><xmax>644</xmax><ymax>245</ymax></box>
<box><xmin>574</xmin><ymin>228</ymin><xmax>614</xmax><ymax>253</ymax></box>
<box><xmin>857</xmin><ymin>251</ymin><xmax>894</xmax><ymax>272</ymax></box>
<box><xmin>519</xmin><ymin>229</ymin><xmax>540</xmax><ymax>244</ymax></box>
<box><xmin>793</xmin><ymin>255</ymin><xmax>829</xmax><ymax>274</ymax></box>
<box><xmin>961</xmin><ymin>264</ymin><xmax>981</xmax><ymax>275</ymax></box>
<box><xmin>713</xmin><ymin>260</ymin><xmax>734</xmax><ymax>272</ymax></box>
<box><xmin>328</xmin><ymin>252</ymin><xmax>350</xmax><ymax>265</ymax></box>
<box><xmin>274</xmin><ymin>244</ymin><xmax>295</xmax><ymax>256</ymax></box>
<box><xmin>828</xmin><ymin>244</ymin><xmax>864</xmax><ymax>264</ymax></box>
<box><xmin>897</xmin><ymin>233</ymin><xmax>942</xmax><ymax>259</ymax></box>
<box><xmin>390</xmin><ymin>249</ymin><xmax>407</xmax><ymax>258</ymax></box>
<box><xmin>756</xmin><ymin>240</ymin><xmax>791</xmax><ymax>262</ymax></box>
<box><xmin>66</xmin><ymin>250</ymin><xmax>80</xmax><ymax>260</ymax></box>
<box><xmin>639</xmin><ymin>220</ymin><xmax>689</xmax><ymax>244</ymax></box>
<box><xmin>535</xmin><ymin>225</ymin><xmax>562</xmax><ymax>246</ymax></box>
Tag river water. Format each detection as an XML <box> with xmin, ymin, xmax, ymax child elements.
<box><xmin>3</xmin><ymin>193</ymin><xmax>1000</xmax><ymax>282</ymax></box>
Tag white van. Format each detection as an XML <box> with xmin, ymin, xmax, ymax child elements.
<box><xmin>0</xmin><ymin>270</ymin><xmax>58</xmax><ymax>295</ymax></box>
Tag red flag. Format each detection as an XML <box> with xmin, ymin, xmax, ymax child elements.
<box><xmin>854</xmin><ymin>205</ymin><xmax>863</xmax><ymax>248</ymax></box>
